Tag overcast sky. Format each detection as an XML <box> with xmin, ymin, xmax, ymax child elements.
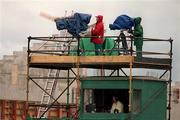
<box><xmin>0</xmin><ymin>0</ymin><xmax>180</xmax><ymax>80</ymax></box>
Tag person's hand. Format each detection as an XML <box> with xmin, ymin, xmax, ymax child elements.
<box><xmin>128</xmin><ymin>29</ymin><xmax>133</xmax><ymax>34</ymax></box>
<box><xmin>89</xmin><ymin>23</ymin><xmax>96</xmax><ymax>28</ymax></box>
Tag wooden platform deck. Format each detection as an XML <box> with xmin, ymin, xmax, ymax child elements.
<box><xmin>29</xmin><ymin>55</ymin><xmax>171</xmax><ymax>70</ymax></box>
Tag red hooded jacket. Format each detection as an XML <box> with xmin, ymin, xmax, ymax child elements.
<box><xmin>91</xmin><ymin>15</ymin><xmax>104</xmax><ymax>44</ymax></box>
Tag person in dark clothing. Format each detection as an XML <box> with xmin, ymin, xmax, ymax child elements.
<box><xmin>91</xmin><ymin>15</ymin><xmax>104</xmax><ymax>55</ymax></box>
<box><xmin>133</xmin><ymin>17</ymin><xmax>143</xmax><ymax>60</ymax></box>
<box><xmin>119</xmin><ymin>30</ymin><xmax>128</xmax><ymax>55</ymax></box>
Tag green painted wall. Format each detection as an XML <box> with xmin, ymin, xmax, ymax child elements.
<box><xmin>79</xmin><ymin>77</ymin><xmax>167</xmax><ymax>120</ymax></box>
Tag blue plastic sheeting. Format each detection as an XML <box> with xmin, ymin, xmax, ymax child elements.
<box><xmin>55</xmin><ymin>13</ymin><xmax>91</xmax><ymax>37</ymax></box>
<box><xmin>109</xmin><ymin>15</ymin><xmax>134</xmax><ymax>30</ymax></box>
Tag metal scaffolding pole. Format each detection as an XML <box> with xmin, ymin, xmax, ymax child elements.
<box><xmin>128</xmin><ymin>59</ymin><xmax>133</xmax><ymax>112</ymax></box>
<box><xmin>26</xmin><ymin>36</ymin><xmax>31</xmax><ymax>119</ymax></box>
<box><xmin>168</xmin><ymin>38</ymin><xmax>173</xmax><ymax>120</ymax></box>
<box><xmin>67</xmin><ymin>70</ymin><xmax>70</xmax><ymax>117</ymax></box>
<box><xmin>75</xmin><ymin>37</ymin><xmax>81</xmax><ymax>117</ymax></box>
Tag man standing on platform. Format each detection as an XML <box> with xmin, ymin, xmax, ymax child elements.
<box><xmin>91</xmin><ymin>15</ymin><xmax>104</xmax><ymax>55</ymax></box>
<box><xmin>133</xmin><ymin>17</ymin><xmax>143</xmax><ymax>60</ymax></box>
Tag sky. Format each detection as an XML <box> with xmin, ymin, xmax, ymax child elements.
<box><xmin>0</xmin><ymin>0</ymin><xmax>180</xmax><ymax>80</ymax></box>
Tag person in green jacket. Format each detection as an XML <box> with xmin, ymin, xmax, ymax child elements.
<box><xmin>133</xmin><ymin>17</ymin><xmax>143</xmax><ymax>60</ymax></box>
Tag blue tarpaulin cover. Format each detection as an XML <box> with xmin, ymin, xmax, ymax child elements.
<box><xmin>55</xmin><ymin>12</ymin><xmax>91</xmax><ymax>37</ymax></box>
<box><xmin>109</xmin><ymin>15</ymin><xmax>134</xmax><ymax>30</ymax></box>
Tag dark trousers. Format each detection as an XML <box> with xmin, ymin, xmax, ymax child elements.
<box><xmin>95</xmin><ymin>44</ymin><xmax>103</xmax><ymax>55</ymax></box>
<box><xmin>136</xmin><ymin>46</ymin><xmax>142</xmax><ymax>60</ymax></box>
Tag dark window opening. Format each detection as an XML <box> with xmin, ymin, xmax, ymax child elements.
<box><xmin>84</xmin><ymin>89</ymin><xmax>130</xmax><ymax>113</ymax></box>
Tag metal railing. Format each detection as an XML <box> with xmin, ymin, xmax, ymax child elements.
<box><xmin>27</xmin><ymin>36</ymin><xmax>172</xmax><ymax>59</ymax></box>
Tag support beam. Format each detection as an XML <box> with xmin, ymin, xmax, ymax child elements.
<box><xmin>30</xmin><ymin>77</ymin><xmax>60</xmax><ymax>104</ymax></box>
<box><xmin>120</xmin><ymin>68</ymin><xmax>128</xmax><ymax>77</ymax></box>
<box><xmin>30</xmin><ymin>56</ymin><xmax>134</xmax><ymax>64</ymax></box>
<box><xmin>40</xmin><ymin>78</ymin><xmax>76</xmax><ymax>119</ymax></box>
<box><xmin>159</xmin><ymin>70</ymin><xmax>168</xmax><ymax>79</ymax></box>
<box><xmin>109</xmin><ymin>70</ymin><xmax>117</xmax><ymax>76</ymax></box>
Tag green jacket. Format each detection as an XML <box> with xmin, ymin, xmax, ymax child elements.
<box><xmin>133</xmin><ymin>17</ymin><xmax>143</xmax><ymax>47</ymax></box>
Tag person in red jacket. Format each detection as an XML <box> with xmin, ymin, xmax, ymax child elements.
<box><xmin>91</xmin><ymin>15</ymin><xmax>104</xmax><ymax>55</ymax></box>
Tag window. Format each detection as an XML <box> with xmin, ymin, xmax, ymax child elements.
<box><xmin>83</xmin><ymin>89</ymin><xmax>130</xmax><ymax>113</ymax></box>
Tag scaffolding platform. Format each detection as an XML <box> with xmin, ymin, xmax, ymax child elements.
<box><xmin>26</xmin><ymin>36</ymin><xmax>173</xmax><ymax>120</ymax></box>
<box><xmin>29</xmin><ymin>55</ymin><xmax>171</xmax><ymax>70</ymax></box>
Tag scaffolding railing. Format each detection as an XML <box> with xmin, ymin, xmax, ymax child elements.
<box><xmin>28</xmin><ymin>36</ymin><xmax>172</xmax><ymax>58</ymax></box>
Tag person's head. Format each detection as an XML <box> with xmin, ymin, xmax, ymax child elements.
<box><xmin>112</xmin><ymin>96</ymin><xmax>119</xmax><ymax>103</ymax></box>
<box><xmin>120</xmin><ymin>30</ymin><xmax>124</xmax><ymax>33</ymax></box>
<box><xmin>134</xmin><ymin>17</ymin><xmax>142</xmax><ymax>25</ymax></box>
<box><xmin>95</xmin><ymin>15</ymin><xmax>103</xmax><ymax>23</ymax></box>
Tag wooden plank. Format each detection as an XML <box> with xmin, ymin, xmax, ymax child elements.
<box><xmin>79</xmin><ymin>56</ymin><xmax>134</xmax><ymax>64</ymax></box>
<box><xmin>134</xmin><ymin>62</ymin><xmax>170</xmax><ymax>66</ymax></box>
<box><xmin>30</xmin><ymin>55</ymin><xmax>134</xmax><ymax>64</ymax></box>
<box><xmin>30</xmin><ymin>56</ymin><xmax>76</xmax><ymax>63</ymax></box>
